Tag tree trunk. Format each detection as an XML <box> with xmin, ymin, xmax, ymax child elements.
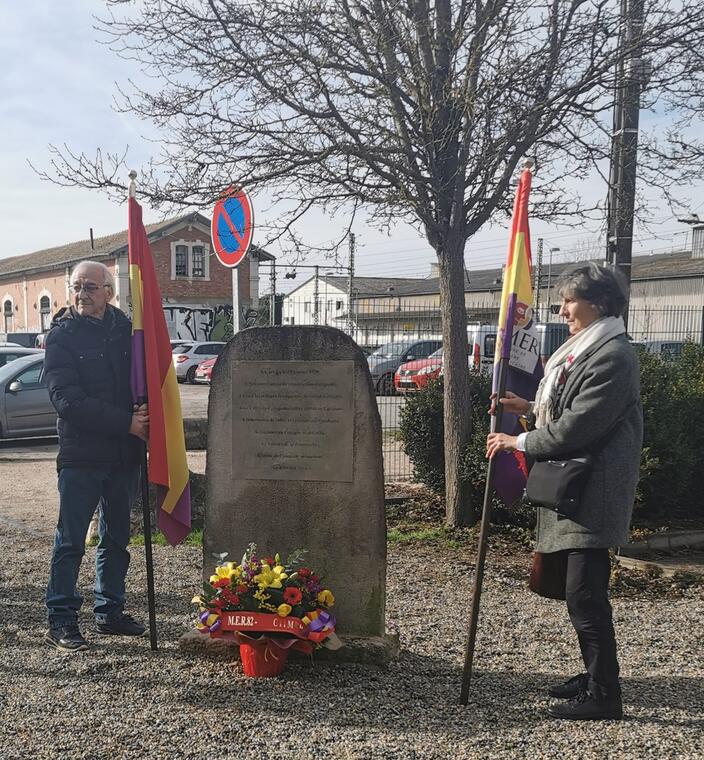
<box><xmin>436</xmin><ymin>240</ymin><xmax>476</xmax><ymax>526</ymax></box>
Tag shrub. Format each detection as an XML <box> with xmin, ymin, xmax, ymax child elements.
<box><xmin>634</xmin><ymin>343</ymin><xmax>704</xmax><ymax>522</ymax></box>
<box><xmin>398</xmin><ymin>373</ymin><xmax>532</xmax><ymax>526</ymax></box>
<box><xmin>398</xmin><ymin>379</ymin><xmax>446</xmax><ymax>493</ymax></box>
<box><xmin>399</xmin><ymin>343</ymin><xmax>704</xmax><ymax>527</ymax></box>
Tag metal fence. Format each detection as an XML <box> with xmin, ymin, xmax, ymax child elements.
<box><xmin>279</xmin><ymin>297</ymin><xmax>704</xmax><ymax>482</ymax></box>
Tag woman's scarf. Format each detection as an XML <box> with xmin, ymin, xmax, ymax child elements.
<box><xmin>532</xmin><ymin>316</ymin><xmax>625</xmax><ymax>428</ymax></box>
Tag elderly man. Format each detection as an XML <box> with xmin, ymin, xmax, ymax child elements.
<box><xmin>44</xmin><ymin>260</ymin><xmax>148</xmax><ymax>652</ymax></box>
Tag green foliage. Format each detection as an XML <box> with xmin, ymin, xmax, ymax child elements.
<box><xmin>634</xmin><ymin>343</ymin><xmax>704</xmax><ymax>521</ymax></box>
<box><xmin>398</xmin><ymin>343</ymin><xmax>704</xmax><ymax>527</ymax></box>
<box><xmin>398</xmin><ymin>379</ymin><xmax>446</xmax><ymax>493</ymax></box>
<box><xmin>398</xmin><ymin>373</ymin><xmax>533</xmax><ymax>526</ymax></box>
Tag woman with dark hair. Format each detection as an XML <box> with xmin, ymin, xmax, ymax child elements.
<box><xmin>486</xmin><ymin>262</ymin><xmax>643</xmax><ymax>721</ymax></box>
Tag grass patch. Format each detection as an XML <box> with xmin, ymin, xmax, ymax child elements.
<box><xmin>387</xmin><ymin>524</ymin><xmax>461</xmax><ymax>548</ymax></box>
<box><xmin>129</xmin><ymin>529</ymin><xmax>203</xmax><ymax>547</ymax></box>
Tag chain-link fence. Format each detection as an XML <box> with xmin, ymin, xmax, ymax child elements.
<box><xmin>279</xmin><ymin>297</ymin><xmax>704</xmax><ymax>482</ymax></box>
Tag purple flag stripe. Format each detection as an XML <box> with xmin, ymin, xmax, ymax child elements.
<box><xmin>130</xmin><ymin>329</ymin><xmax>147</xmax><ymax>403</ymax></box>
<box><xmin>500</xmin><ymin>294</ymin><xmax>518</xmax><ymax>361</ymax></box>
<box><xmin>157</xmin><ymin>483</ymin><xmax>191</xmax><ymax>545</ymax></box>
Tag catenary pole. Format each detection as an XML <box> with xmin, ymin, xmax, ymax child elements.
<box><xmin>348</xmin><ymin>232</ymin><xmax>356</xmax><ymax>337</ymax></box>
<box><xmin>534</xmin><ymin>238</ymin><xmax>543</xmax><ymax>321</ymax></box>
<box><xmin>128</xmin><ymin>170</ymin><xmax>158</xmax><ymax>652</ymax></box>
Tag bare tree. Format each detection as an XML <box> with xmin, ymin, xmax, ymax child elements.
<box><xmin>37</xmin><ymin>0</ymin><xmax>704</xmax><ymax>525</ymax></box>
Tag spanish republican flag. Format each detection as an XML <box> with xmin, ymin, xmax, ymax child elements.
<box><xmin>128</xmin><ymin>197</ymin><xmax>191</xmax><ymax>545</ymax></box>
<box><xmin>492</xmin><ymin>168</ymin><xmax>543</xmax><ymax>506</ymax></box>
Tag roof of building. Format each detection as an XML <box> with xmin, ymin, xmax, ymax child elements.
<box><xmin>341</xmin><ymin>249</ymin><xmax>704</xmax><ymax>299</ymax></box>
<box><xmin>283</xmin><ymin>274</ymin><xmax>427</xmax><ymax>298</ymax></box>
<box><xmin>0</xmin><ymin>212</ymin><xmax>273</xmax><ymax>279</ymax></box>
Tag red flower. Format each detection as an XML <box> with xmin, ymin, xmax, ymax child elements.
<box><xmin>297</xmin><ymin>568</ymin><xmax>311</xmax><ymax>578</ymax></box>
<box><xmin>211</xmin><ymin>597</ymin><xmax>225</xmax><ymax>609</ymax></box>
<box><xmin>235</xmin><ymin>584</ymin><xmax>248</xmax><ymax>594</ymax></box>
<box><xmin>221</xmin><ymin>590</ymin><xmax>240</xmax><ymax>606</ymax></box>
<box><xmin>283</xmin><ymin>587</ymin><xmax>302</xmax><ymax>605</ymax></box>
<box><xmin>262</xmin><ymin>556</ymin><xmax>275</xmax><ymax>566</ymax></box>
<box><xmin>213</xmin><ymin>578</ymin><xmax>230</xmax><ymax>589</ymax></box>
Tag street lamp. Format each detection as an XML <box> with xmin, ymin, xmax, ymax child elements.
<box><xmin>547</xmin><ymin>247</ymin><xmax>560</xmax><ymax>320</ymax></box>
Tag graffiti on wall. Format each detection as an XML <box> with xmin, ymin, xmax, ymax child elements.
<box><xmin>163</xmin><ymin>304</ymin><xmax>234</xmax><ymax>342</ymax></box>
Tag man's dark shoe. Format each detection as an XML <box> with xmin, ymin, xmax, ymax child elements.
<box><xmin>45</xmin><ymin>624</ymin><xmax>89</xmax><ymax>653</ymax></box>
<box><xmin>95</xmin><ymin>613</ymin><xmax>145</xmax><ymax>637</ymax></box>
<box><xmin>548</xmin><ymin>672</ymin><xmax>589</xmax><ymax>699</ymax></box>
<box><xmin>548</xmin><ymin>690</ymin><xmax>623</xmax><ymax>721</ymax></box>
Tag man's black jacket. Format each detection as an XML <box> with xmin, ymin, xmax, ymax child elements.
<box><xmin>44</xmin><ymin>304</ymin><xmax>140</xmax><ymax>470</ymax></box>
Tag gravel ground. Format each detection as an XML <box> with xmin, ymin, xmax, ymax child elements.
<box><xmin>1</xmin><ymin>522</ymin><xmax>702</xmax><ymax>759</ymax></box>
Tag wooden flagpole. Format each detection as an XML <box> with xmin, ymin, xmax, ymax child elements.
<box><xmin>459</xmin><ymin>158</ymin><xmax>534</xmax><ymax>704</ymax></box>
<box><xmin>128</xmin><ymin>170</ymin><xmax>159</xmax><ymax>652</ymax></box>
<box><xmin>459</xmin><ymin>357</ymin><xmax>508</xmax><ymax>704</ymax></box>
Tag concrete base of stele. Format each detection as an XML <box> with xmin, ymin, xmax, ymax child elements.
<box><xmin>178</xmin><ymin>629</ymin><xmax>400</xmax><ymax>667</ymax></box>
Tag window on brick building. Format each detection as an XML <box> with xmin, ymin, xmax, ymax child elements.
<box><xmin>192</xmin><ymin>246</ymin><xmax>205</xmax><ymax>278</ymax></box>
<box><xmin>3</xmin><ymin>299</ymin><xmax>12</xmax><ymax>333</ymax></box>
<box><xmin>40</xmin><ymin>296</ymin><xmax>51</xmax><ymax>331</ymax></box>
<box><xmin>175</xmin><ymin>245</ymin><xmax>188</xmax><ymax>277</ymax></box>
<box><xmin>171</xmin><ymin>241</ymin><xmax>210</xmax><ymax>280</ymax></box>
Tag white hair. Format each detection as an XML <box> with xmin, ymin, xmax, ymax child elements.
<box><xmin>71</xmin><ymin>260</ymin><xmax>115</xmax><ymax>297</ymax></box>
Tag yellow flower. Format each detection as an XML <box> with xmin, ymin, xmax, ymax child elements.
<box><xmin>317</xmin><ymin>589</ymin><xmax>335</xmax><ymax>607</ymax></box>
<box><xmin>277</xmin><ymin>603</ymin><xmax>292</xmax><ymax>617</ymax></box>
<box><xmin>209</xmin><ymin>562</ymin><xmax>242</xmax><ymax>585</ymax></box>
<box><xmin>253</xmin><ymin>564</ymin><xmax>288</xmax><ymax>590</ymax></box>
<box><xmin>191</xmin><ymin>595</ymin><xmax>203</xmax><ymax>605</ymax></box>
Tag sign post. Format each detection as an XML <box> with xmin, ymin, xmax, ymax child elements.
<box><xmin>211</xmin><ymin>188</ymin><xmax>255</xmax><ymax>336</ymax></box>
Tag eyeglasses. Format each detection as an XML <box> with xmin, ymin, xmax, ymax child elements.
<box><xmin>70</xmin><ymin>283</ymin><xmax>109</xmax><ymax>294</ymax></box>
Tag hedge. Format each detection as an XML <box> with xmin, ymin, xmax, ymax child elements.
<box><xmin>398</xmin><ymin>343</ymin><xmax>704</xmax><ymax>526</ymax></box>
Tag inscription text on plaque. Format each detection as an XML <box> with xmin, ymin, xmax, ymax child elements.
<box><xmin>231</xmin><ymin>360</ymin><xmax>354</xmax><ymax>482</ymax></box>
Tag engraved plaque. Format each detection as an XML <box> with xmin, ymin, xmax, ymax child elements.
<box><xmin>231</xmin><ymin>360</ymin><xmax>354</xmax><ymax>482</ymax></box>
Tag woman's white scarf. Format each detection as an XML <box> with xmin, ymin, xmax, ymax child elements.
<box><xmin>532</xmin><ymin>316</ymin><xmax>625</xmax><ymax>428</ymax></box>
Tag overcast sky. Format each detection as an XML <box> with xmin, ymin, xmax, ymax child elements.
<box><xmin>2</xmin><ymin>1</ymin><xmax>703</xmax><ymax>292</ymax></box>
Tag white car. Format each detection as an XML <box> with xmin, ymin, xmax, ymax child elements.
<box><xmin>172</xmin><ymin>341</ymin><xmax>226</xmax><ymax>383</ymax></box>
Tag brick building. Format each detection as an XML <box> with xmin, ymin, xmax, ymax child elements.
<box><xmin>0</xmin><ymin>212</ymin><xmax>273</xmax><ymax>340</ymax></box>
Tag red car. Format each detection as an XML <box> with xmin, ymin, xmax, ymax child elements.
<box><xmin>194</xmin><ymin>357</ymin><xmax>216</xmax><ymax>384</ymax></box>
<box><xmin>394</xmin><ymin>348</ymin><xmax>444</xmax><ymax>393</ymax></box>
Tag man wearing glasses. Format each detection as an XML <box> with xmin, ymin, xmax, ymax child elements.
<box><xmin>43</xmin><ymin>260</ymin><xmax>149</xmax><ymax>651</ymax></box>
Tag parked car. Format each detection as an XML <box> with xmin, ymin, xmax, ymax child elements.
<box><xmin>0</xmin><ymin>346</ymin><xmax>44</xmax><ymax>370</ymax></box>
<box><xmin>467</xmin><ymin>323</ymin><xmax>498</xmax><ymax>373</ymax></box>
<box><xmin>194</xmin><ymin>357</ymin><xmax>216</xmax><ymax>384</ymax></box>
<box><xmin>535</xmin><ymin>322</ymin><xmax>569</xmax><ymax>365</ymax></box>
<box><xmin>394</xmin><ymin>348</ymin><xmax>444</xmax><ymax>393</ymax></box>
<box><xmin>0</xmin><ymin>354</ymin><xmax>57</xmax><ymax>439</ymax></box>
<box><xmin>367</xmin><ymin>338</ymin><xmax>443</xmax><ymax>395</ymax></box>
<box><xmin>172</xmin><ymin>341</ymin><xmax>226</xmax><ymax>383</ymax></box>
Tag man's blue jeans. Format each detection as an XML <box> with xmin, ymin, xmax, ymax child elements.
<box><xmin>46</xmin><ymin>466</ymin><xmax>139</xmax><ymax>628</ymax></box>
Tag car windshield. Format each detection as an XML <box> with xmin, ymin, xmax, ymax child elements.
<box><xmin>371</xmin><ymin>342</ymin><xmax>410</xmax><ymax>358</ymax></box>
<box><xmin>0</xmin><ymin>356</ymin><xmax>41</xmax><ymax>383</ymax></box>
<box><xmin>429</xmin><ymin>348</ymin><xmax>443</xmax><ymax>359</ymax></box>
<box><xmin>172</xmin><ymin>344</ymin><xmax>192</xmax><ymax>354</ymax></box>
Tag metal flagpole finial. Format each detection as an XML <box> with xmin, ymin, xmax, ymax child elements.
<box><xmin>522</xmin><ymin>158</ymin><xmax>536</xmax><ymax>172</ymax></box>
<box><xmin>128</xmin><ymin>170</ymin><xmax>138</xmax><ymax>199</ymax></box>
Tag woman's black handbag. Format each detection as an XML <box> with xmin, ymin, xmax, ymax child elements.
<box><xmin>524</xmin><ymin>455</ymin><xmax>593</xmax><ymax>519</ymax></box>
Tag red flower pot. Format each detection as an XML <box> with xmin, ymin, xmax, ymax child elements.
<box><xmin>238</xmin><ymin>638</ymin><xmax>289</xmax><ymax>678</ymax></box>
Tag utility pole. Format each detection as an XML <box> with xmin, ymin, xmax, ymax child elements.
<box><xmin>534</xmin><ymin>238</ymin><xmax>543</xmax><ymax>321</ymax></box>
<box><xmin>313</xmin><ymin>265</ymin><xmax>320</xmax><ymax>325</ymax></box>
<box><xmin>347</xmin><ymin>232</ymin><xmax>356</xmax><ymax>337</ymax></box>
<box><xmin>607</xmin><ymin>0</ymin><xmax>648</xmax><ymax>330</ymax></box>
<box><xmin>270</xmin><ymin>260</ymin><xmax>276</xmax><ymax>327</ymax></box>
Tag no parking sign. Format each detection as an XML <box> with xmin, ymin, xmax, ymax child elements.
<box><xmin>210</xmin><ymin>188</ymin><xmax>254</xmax><ymax>268</ymax></box>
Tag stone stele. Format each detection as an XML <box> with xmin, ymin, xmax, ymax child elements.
<box><xmin>199</xmin><ymin>326</ymin><xmax>394</xmax><ymax>662</ymax></box>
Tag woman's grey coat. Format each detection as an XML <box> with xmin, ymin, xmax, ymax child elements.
<box><xmin>524</xmin><ymin>334</ymin><xmax>643</xmax><ymax>553</ymax></box>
